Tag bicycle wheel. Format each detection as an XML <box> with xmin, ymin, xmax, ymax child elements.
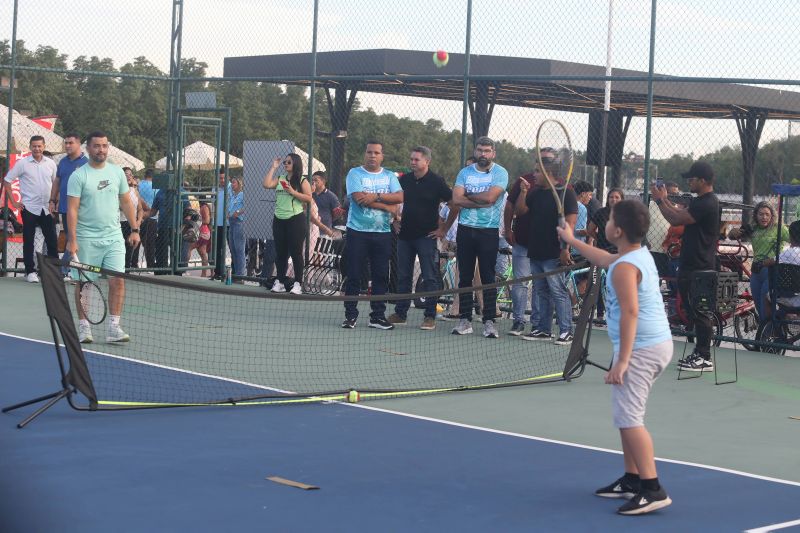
<box><xmin>733</xmin><ymin>308</ymin><xmax>760</xmax><ymax>351</ymax></box>
<box><xmin>756</xmin><ymin>320</ymin><xmax>787</xmax><ymax>355</ymax></box>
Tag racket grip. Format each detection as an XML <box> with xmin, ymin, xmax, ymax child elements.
<box><xmin>557</xmin><ymin>217</ymin><xmax>566</xmax><ymax>229</ymax></box>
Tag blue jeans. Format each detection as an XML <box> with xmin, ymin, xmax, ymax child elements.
<box><xmin>395</xmin><ymin>236</ymin><xmax>439</xmax><ymax>319</ymax></box>
<box><xmin>343</xmin><ymin>229</ymin><xmax>392</xmax><ymax>321</ymax></box>
<box><xmin>228</xmin><ymin>218</ymin><xmax>246</xmax><ymax>276</ymax></box>
<box><xmin>511</xmin><ymin>244</ymin><xmax>532</xmax><ymax>324</ymax></box>
<box><xmin>750</xmin><ymin>266</ymin><xmax>769</xmax><ymax>318</ymax></box>
<box><xmin>530</xmin><ymin>257</ymin><xmax>573</xmax><ymax>335</ymax></box>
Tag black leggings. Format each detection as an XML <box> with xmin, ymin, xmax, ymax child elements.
<box><xmin>273</xmin><ymin>213</ymin><xmax>307</xmax><ymax>285</ymax></box>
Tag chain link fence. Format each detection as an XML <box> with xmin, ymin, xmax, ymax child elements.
<box><xmin>3</xmin><ymin>0</ymin><xmax>800</xmax><ymax>350</ymax></box>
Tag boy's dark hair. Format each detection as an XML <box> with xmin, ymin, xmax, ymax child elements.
<box><xmin>573</xmin><ymin>180</ymin><xmax>593</xmax><ymax>195</ymax></box>
<box><xmin>64</xmin><ymin>132</ymin><xmax>82</xmax><ymax>141</ymax></box>
<box><xmin>144</xmin><ymin>168</ymin><xmax>154</xmax><ymax>179</ymax></box>
<box><xmin>789</xmin><ymin>220</ymin><xmax>800</xmax><ymax>245</ymax></box>
<box><xmin>29</xmin><ymin>135</ymin><xmax>45</xmax><ymax>144</ymax></box>
<box><xmin>312</xmin><ymin>170</ymin><xmax>327</xmax><ymax>180</ymax></box>
<box><xmin>612</xmin><ymin>199</ymin><xmax>649</xmax><ymax>243</ymax></box>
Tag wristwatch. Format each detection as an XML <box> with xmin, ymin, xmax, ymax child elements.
<box><xmin>376</xmin><ymin>193</ymin><xmax>383</xmax><ymax>202</ymax></box>
<box><xmin>131</xmin><ymin>228</ymin><xmax>140</xmax><ymax>233</ymax></box>
<box><xmin>654</xmin><ymin>198</ymin><xmax>663</xmax><ymax>206</ymax></box>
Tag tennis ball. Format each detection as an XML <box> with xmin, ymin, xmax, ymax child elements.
<box><xmin>433</xmin><ymin>50</ymin><xmax>449</xmax><ymax>68</ymax></box>
<box><xmin>347</xmin><ymin>390</ymin><xmax>360</xmax><ymax>403</ymax></box>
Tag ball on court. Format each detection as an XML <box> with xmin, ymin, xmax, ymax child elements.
<box><xmin>347</xmin><ymin>390</ymin><xmax>360</xmax><ymax>403</ymax></box>
<box><xmin>433</xmin><ymin>50</ymin><xmax>449</xmax><ymax>68</ymax></box>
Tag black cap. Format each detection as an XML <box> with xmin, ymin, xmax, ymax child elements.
<box><xmin>681</xmin><ymin>161</ymin><xmax>714</xmax><ymax>182</ymax></box>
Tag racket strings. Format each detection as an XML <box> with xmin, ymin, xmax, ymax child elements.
<box><xmin>80</xmin><ymin>283</ymin><xmax>107</xmax><ymax>324</ymax></box>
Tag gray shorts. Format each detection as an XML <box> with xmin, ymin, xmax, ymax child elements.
<box><xmin>611</xmin><ymin>340</ymin><xmax>673</xmax><ymax>429</ymax></box>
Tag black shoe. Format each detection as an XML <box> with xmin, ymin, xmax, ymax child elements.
<box><xmin>368</xmin><ymin>317</ymin><xmax>394</xmax><ymax>330</ymax></box>
<box><xmin>595</xmin><ymin>477</ymin><xmax>639</xmax><ymax>499</ymax></box>
<box><xmin>617</xmin><ymin>488</ymin><xmax>672</xmax><ymax>515</ymax></box>
<box><xmin>341</xmin><ymin>318</ymin><xmax>357</xmax><ymax>329</ymax></box>
<box><xmin>678</xmin><ymin>353</ymin><xmax>713</xmax><ymax>372</ymax></box>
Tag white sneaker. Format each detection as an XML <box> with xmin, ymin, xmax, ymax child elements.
<box><xmin>78</xmin><ymin>323</ymin><xmax>93</xmax><ymax>344</ymax></box>
<box><xmin>289</xmin><ymin>282</ymin><xmax>302</xmax><ymax>295</ymax></box>
<box><xmin>271</xmin><ymin>279</ymin><xmax>286</xmax><ymax>293</ymax></box>
<box><xmin>25</xmin><ymin>272</ymin><xmax>40</xmax><ymax>283</ymax></box>
<box><xmin>451</xmin><ymin>318</ymin><xmax>473</xmax><ymax>335</ymax></box>
<box><xmin>106</xmin><ymin>324</ymin><xmax>130</xmax><ymax>343</ymax></box>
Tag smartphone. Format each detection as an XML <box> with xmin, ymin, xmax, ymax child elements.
<box><xmin>655</xmin><ymin>178</ymin><xmax>664</xmax><ymax>188</ymax></box>
<box><xmin>280</xmin><ymin>180</ymin><xmax>290</xmax><ymax>189</ymax></box>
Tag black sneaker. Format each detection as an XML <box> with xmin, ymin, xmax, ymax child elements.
<box><xmin>508</xmin><ymin>321</ymin><xmax>526</xmax><ymax>336</ymax></box>
<box><xmin>595</xmin><ymin>477</ymin><xmax>639</xmax><ymax>499</ymax></box>
<box><xmin>617</xmin><ymin>488</ymin><xmax>672</xmax><ymax>515</ymax></box>
<box><xmin>554</xmin><ymin>332</ymin><xmax>574</xmax><ymax>345</ymax></box>
<box><xmin>368</xmin><ymin>317</ymin><xmax>394</xmax><ymax>330</ymax></box>
<box><xmin>341</xmin><ymin>318</ymin><xmax>357</xmax><ymax>329</ymax></box>
<box><xmin>678</xmin><ymin>354</ymin><xmax>713</xmax><ymax>372</ymax></box>
<box><xmin>522</xmin><ymin>329</ymin><xmax>552</xmax><ymax>341</ymax></box>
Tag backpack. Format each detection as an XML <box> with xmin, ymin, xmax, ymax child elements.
<box><xmin>181</xmin><ymin>208</ymin><xmax>201</xmax><ymax>243</ymax></box>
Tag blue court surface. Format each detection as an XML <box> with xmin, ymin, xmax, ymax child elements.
<box><xmin>2</xmin><ymin>333</ymin><xmax>799</xmax><ymax>533</ymax></box>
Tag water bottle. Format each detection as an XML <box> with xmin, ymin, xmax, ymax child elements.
<box><xmin>225</xmin><ymin>265</ymin><xmax>232</xmax><ymax>285</ymax></box>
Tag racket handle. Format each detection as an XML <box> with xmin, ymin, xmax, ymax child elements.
<box><xmin>558</xmin><ymin>216</ymin><xmax>566</xmax><ymax>229</ymax></box>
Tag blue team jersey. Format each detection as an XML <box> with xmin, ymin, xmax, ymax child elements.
<box><xmin>345</xmin><ymin>167</ymin><xmax>401</xmax><ymax>233</ymax></box>
<box><xmin>454</xmin><ymin>163</ymin><xmax>508</xmax><ymax>229</ymax></box>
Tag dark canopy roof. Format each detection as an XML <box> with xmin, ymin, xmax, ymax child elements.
<box><xmin>224</xmin><ymin>48</ymin><xmax>800</xmax><ymax>120</ymax></box>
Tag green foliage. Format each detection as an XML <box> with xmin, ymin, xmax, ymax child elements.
<box><xmin>4</xmin><ymin>39</ymin><xmax>798</xmax><ymax>198</ymax></box>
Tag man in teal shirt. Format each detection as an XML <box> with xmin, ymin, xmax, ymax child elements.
<box><xmin>67</xmin><ymin>131</ymin><xmax>140</xmax><ymax>344</ymax></box>
<box><xmin>450</xmin><ymin>136</ymin><xmax>508</xmax><ymax>339</ymax></box>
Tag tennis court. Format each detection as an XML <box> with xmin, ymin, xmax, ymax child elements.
<box><xmin>2</xmin><ymin>273</ymin><xmax>800</xmax><ymax>532</ymax></box>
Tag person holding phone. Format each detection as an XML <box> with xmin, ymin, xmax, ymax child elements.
<box><xmin>262</xmin><ymin>153</ymin><xmax>313</xmax><ymax>294</ymax></box>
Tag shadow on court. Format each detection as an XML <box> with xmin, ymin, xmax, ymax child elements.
<box><xmin>1</xmin><ymin>334</ymin><xmax>799</xmax><ymax>533</ymax></box>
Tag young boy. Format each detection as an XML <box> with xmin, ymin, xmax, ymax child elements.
<box><xmin>557</xmin><ymin>199</ymin><xmax>673</xmax><ymax>515</ymax></box>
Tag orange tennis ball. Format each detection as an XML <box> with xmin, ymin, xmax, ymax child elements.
<box><xmin>433</xmin><ymin>50</ymin><xmax>449</xmax><ymax>68</ymax></box>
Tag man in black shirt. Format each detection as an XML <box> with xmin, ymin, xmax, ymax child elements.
<box><xmin>514</xmin><ymin>164</ymin><xmax>579</xmax><ymax>345</ymax></box>
<box><xmin>389</xmin><ymin>146</ymin><xmax>452</xmax><ymax>330</ymax></box>
<box><xmin>650</xmin><ymin>161</ymin><xmax>719</xmax><ymax>372</ymax></box>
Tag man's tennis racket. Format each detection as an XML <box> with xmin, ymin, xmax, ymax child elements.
<box><xmin>535</xmin><ymin>119</ymin><xmax>575</xmax><ymax>229</ymax></box>
<box><xmin>71</xmin><ymin>258</ymin><xmax>107</xmax><ymax>325</ymax></box>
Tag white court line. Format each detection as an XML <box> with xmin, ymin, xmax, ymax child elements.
<box><xmin>3</xmin><ymin>331</ymin><xmax>800</xmax><ymax>490</ymax></box>
<box><xmin>744</xmin><ymin>518</ymin><xmax>800</xmax><ymax>532</ymax></box>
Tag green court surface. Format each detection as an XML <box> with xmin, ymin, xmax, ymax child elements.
<box><xmin>2</xmin><ymin>274</ymin><xmax>799</xmax><ymax>483</ymax></box>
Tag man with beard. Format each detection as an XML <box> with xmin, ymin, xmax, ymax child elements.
<box><xmin>450</xmin><ymin>137</ymin><xmax>509</xmax><ymax>339</ymax></box>
<box><xmin>67</xmin><ymin>131</ymin><xmax>140</xmax><ymax>344</ymax></box>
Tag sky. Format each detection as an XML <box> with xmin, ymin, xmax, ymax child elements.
<box><xmin>2</xmin><ymin>0</ymin><xmax>799</xmax><ymax>161</ymax></box>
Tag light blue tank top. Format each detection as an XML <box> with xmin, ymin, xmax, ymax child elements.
<box><xmin>606</xmin><ymin>246</ymin><xmax>672</xmax><ymax>352</ymax></box>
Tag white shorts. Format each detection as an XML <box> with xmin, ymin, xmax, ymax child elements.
<box><xmin>611</xmin><ymin>340</ymin><xmax>673</xmax><ymax>429</ymax></box>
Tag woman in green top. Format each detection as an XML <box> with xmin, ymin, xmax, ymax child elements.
<box><xmin>262</xmin><ymin>153</ymin><xmax>313</xmax><ymax>294</ymax></box>
<box><xmin>729</xmin><ymin>201</ymin><xmax>789</xmax><ymax>318</ymax></box>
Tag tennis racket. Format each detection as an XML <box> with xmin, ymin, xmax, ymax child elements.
<box><xmin>535</xmin><ymin>119</ymin><xmax>575</xmax><ymax>229</ymax></box>
<box><xmin>71</xmin><ymin>257</ymin><xmax>108</xmax><ymax>325</ymax></box>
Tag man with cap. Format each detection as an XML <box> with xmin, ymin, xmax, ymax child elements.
<box><xmin>650</xmin><ymin>161</ymin><xmax>719</xmax><ymax>372</ymax></box>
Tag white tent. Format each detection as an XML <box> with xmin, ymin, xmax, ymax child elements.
<box><xmin>0</xmin><ymin>104</ymin><xmax>64</xmax><ymax>156</ymax></box>
<box><xmin>54</xmin><ymin>143</ymin><xmax>145</xmax><ymax>171</ymax></box>
<box><xmin>154</xmin><ymin>140</ymin><xmax>244</xmax><ymax>170</ymax></box>
<box><xmin>290</xmin><ymin>144</ymin><xmax>326</xmax><ymax>174</ymax></box>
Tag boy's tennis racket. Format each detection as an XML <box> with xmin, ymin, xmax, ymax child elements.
<box><xmin>71</xmin><ymin>258</ymin><xmax>107</xmax><ymax>325</ymax></box>
<box><xmin>535</xmin><ymin>119</ymin><xmax>575</xmax><ymax>229</ymax></box>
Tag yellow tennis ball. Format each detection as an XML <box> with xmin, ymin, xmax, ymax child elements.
<box><xmin>347</xmin><ymin>390</ymin><xmax>360</xmax><ymax>403</ymax></box>
<box><xmin>433</xmin><ymin>50</ymin><xmax>449</xmax><ymax>68</ymax></box>
<box><xmin>436</xmin><ymin>304</ymin><xmax>444</xmax><ymax>313</ymax></box>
